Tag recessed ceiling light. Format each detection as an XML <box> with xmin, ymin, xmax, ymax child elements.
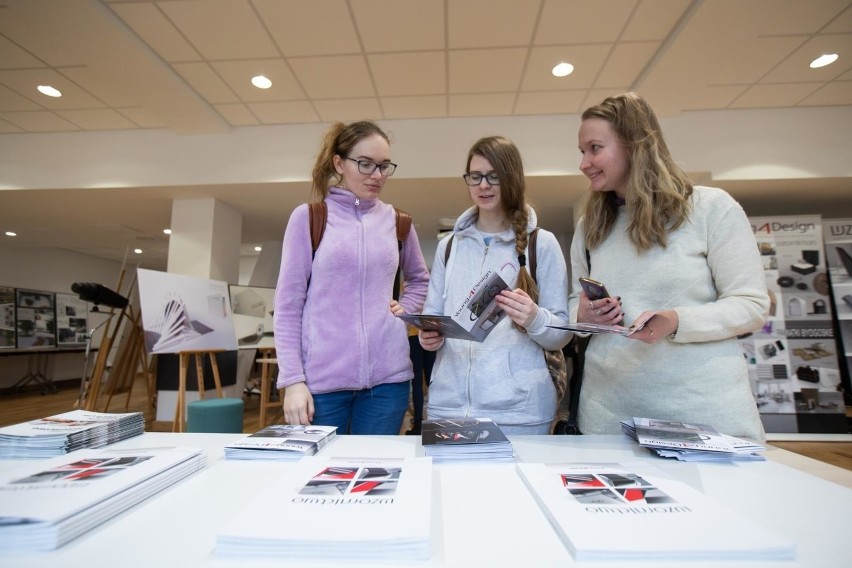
<box><xmin>809</xmin><ymin>53</ymin><xmax>838</xmax><ymax>69</ymax></box>
<box><xmin>551</xmin><ymin>62</ymin><xmax>574</xmax><ymax>77</ymax></box>
<box><xmin>134</xmin><ymin>248</ymin><xmax>143</xmax><ymax>254</ymax></box>
<box><xmin>37</xmin><ymin>85</ymin><xmax>62</xmax><ymax>97</ymax></box>
<box><xmin>5</xmin><ymin>231</ymin><xmax>16</xmax><ymax>237</ymax></box>
<box><xmin>163</xmin><ymin>228</ymin><xmax>172</xmax><ymax>235</ymax></box>
<box><xmin>254</xmin><ymin>246</ymin><xmax>262</xmax><ymax>252</ymax></box>
<box><xmin>251</xmin><ymin>75</ymin><xmax>272</xmax><ymax>89</ymax></box>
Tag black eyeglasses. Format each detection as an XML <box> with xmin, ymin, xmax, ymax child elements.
<box><xmin>463</xmin><ymin>172</ymin><xmax>500</xmax><ymax>186</ymax></box>
<box><xmin>345</xmin><ymin>157</ymin><xmax>397</xmax><ymax>177</ymax></box>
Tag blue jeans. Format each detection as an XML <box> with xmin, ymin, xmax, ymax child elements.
<box><xmin>312</xmin><ymin>381</ymin><xmax>409</xmax><ymax>435</ymax></box>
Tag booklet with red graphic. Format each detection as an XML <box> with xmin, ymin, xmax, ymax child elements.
<box><xmin>516</xmin><ymin>462</ymin><xmax>794</xmax><ymax>561</ymax></box>
<box><xmin>399</xmin><ymin>268</ymin><xmax>510</xmax><ymax>342</ymax></box>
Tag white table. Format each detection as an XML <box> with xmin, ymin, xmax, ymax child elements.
<box><xmin>2</xmin><ymin>433</ymin><xmax>851</xmax><ymax>567</ymax></box>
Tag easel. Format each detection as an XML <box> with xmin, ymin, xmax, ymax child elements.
<box><xmin>101</xmin><ymin>302</ymin><xmax>155</xmax><ymax>415</ymax></box>
<box><xmin>173</xmin><ymin>349</ymin><xmax>225</xmax><ymax>432</ymax></box>
<box><xmin>256</xmin><ymin>347</ymin><xmax>282</xmax><ymax>428</ymax></box>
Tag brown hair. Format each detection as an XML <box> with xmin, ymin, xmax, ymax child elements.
<box><xmin>311</xmin><ymin>121</ymin><xmax>390</xmax><ymax>201</ymax></box>
<box><xmin>466</xmin><ymin>136</ymin><xmax>538</xmax><ymax>328</ymax></box>
<box><xmin>580</xmin><ymin>92</ymin><xmax>693</xmax><ymax>251</ymax></box>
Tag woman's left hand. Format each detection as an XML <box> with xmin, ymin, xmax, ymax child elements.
<box><xmin>627</xmin><ymin>309</ymin><xmax>679</xmax><ymax>344</ymax></box>
<box><xmin>496</xmin><ymin>288</ymin><xmax>538</xmax><ymax>329</ymax></box>
<box><xmin>389</xmin><ymin>299</ymin><xmax>405</xmax><ymax>316</ymax></box>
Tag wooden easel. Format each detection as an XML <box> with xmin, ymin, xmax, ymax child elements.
<box><xmin>102</xmin><ymin>304</ymin><xmax>155</xmax><ymax>415</ymax></box>
<box><xmin>173</xmin><ymin>349</ymin><xmax>225</xmax><ymax>432</ymax></box>
<box><xmin>256</xmin><ymin>347</ymin><xmax>282</xmax><ymax>428</ymax></box>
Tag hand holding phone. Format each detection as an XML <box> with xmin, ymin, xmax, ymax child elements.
<box><xmin>579</xmin><ymin>277</ymin><xmax>610</xmax><ymax>301</ymax></box>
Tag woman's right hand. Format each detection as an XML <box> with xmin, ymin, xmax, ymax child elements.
<box><xmin>419</xmin><ymin>330</ymin><xmax>444</xmax><ymax>352</ymax></box>
<box><xmin>283</xmin><ymin>382</ymin><xmax>314</xmax><ymax>425</ymax></box>
<box><xmin>577</xmin><ymin>292</ymin><xmax>624</xmax><ymax>325</ymax></box>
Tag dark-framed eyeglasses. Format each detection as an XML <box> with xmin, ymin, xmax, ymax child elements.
<box><xmin>345</xmin><ymin>157</ymin><xmax>397</xmax><ymax>177</ymax></box>
<box><xmin>463</xmin><ymin>172</ymin><xmax>500</xmax><ymax>186</ymax></box>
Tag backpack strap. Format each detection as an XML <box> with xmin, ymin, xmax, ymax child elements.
<box><xmin>308</xmin><ymin>201</ymin><xmax>327</xmax><ymax>260</ymax></box>
<box><xmin>392</xmin><ymin>208</ymin><xmax>412</xmax><ymax>301</ymax></box>
<box><xmin>443</xmin><ymin>234</ymin><xmax>454</xmax><ymax>265</ymax></box>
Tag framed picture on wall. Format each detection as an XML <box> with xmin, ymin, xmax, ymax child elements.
<box><xmin>0</xmin><ymin>286</ymin><xmax>14</xmax><ymax>349</ymax></box>
<box><xmin>55</xmin><ymin>293</ymin><xmax>90</xmax><ymax>346</ymax></box>
<box><xmin>15</xmin><ymin>288</ymin><xmax>56</xmax><ymax>349</ymax></box>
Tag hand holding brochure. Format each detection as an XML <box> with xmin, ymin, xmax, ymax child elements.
<box><xmin>398</xmin><ymin>269</ymin><xmax>510</xmax><ymax>342</ymax></box>
<box><xmin>548</xmin><ymin>311</ymin><xmax>657</xmax><ymax>336</ymax></box>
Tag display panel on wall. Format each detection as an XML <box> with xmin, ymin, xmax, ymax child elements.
<box><xmin>229</xmin><ymin>285</ymin><xmax>274</xmax><ymax>349</ymax></box>
<box><xmin>0</xmin><ymin>286</ymin><xmax>14</xmax><ymax>349</ymax></box>
<box><xmin>823</xmin><ymin>218</ymin><xmax>852</xmax><ymax>403</ymax></box>
<box><xmin>15</xmin><ymin>289</ymin><xmax>55</xmax><ymax>349</ymax></box>
<box><xmin>136</xmin><ymin>269</ymin><xmax>238</xmax><ymax>354</ymax></box>
<box><xmin>742</xmin><ymin>215</ymin><xmax>845</xmax><ymax>433</ymax></box>
<box><xmin>55</xmin><ymin>293</ymin><xmax>90</xmax><ymax>346</ymax></box>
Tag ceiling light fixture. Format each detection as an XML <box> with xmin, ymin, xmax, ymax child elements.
<box><xmin>809</xmin><ymin>53</ymin><xmax>838</xmax><ymax>69</ymax></box>
<box><xmin>134</xmin><ymin>248</ymin><xmax>143</xmax><ymax>254</ymax></box>
<box><xmin>5</xmin><ymin>231</ymin><xmax>16</xmax><ymax>237</ymax></box>
<box><xmin>551</xmin><ymin>62</ymin><xmax>574</xmax><ymax>77</ymax></box>
<box><xmin>251</xmin><ymin>75</ymin><xmax>272</xmax><ymax>89</ymax></box>
<box><xmin>37</xmin><ymin>85</ymin><xmax>62</xmax><ymax>97</ymax></box>
<box><xmin>254</xmin><ymin>246</ymin><xmax>262</xmax><ymax>252</ymax></box>
<box><xmin>163</xmin><ymin>229</ymin><xmax>172</xmax><ymax>235</ymax></box>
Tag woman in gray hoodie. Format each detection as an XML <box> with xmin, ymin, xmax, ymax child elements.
<box><xmin>419</xmin><ymin>136</ymin><xmax>572</xmax><ymax>435</ymax></box>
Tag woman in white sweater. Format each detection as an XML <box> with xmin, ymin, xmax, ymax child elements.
<box><xmin>570</xmin><ymin>92</ymin><xmax>770</xmax><ymax>442</ymax></box>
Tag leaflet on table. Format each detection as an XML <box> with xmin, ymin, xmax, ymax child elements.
<box><xmin>0</xmin><ymin>409</ymin><xmax>143</xmax><ymax>439</ymax></box>
<box><xmin>398</xmin><ymin>268</ymin><xmax>510</xmax><ymax>342</ymax></box>
<box><xmin>516</xmin><ymin>462</ymin><xmax>794</xmax><ymax>561</ymax></box>
<box><xmin>629</xmin><ymin>417</ymin><xmax>738</xmax><ymax>453</ymax></box>
<box><xmin>216</xmin><ymin>456</ymin><xmax>432</xmax><ymax>561</ymax></box>
<box><xmin>224</xmin><ymin>424</ymin><xmax>337</xmax><ymax>460</ymax></box>
<box><xmin>547</xmin><ymin>311</ymin><xmax>657</xmax><ymax>336</ymax></box>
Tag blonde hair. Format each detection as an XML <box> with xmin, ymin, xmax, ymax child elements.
<box><xmin>467</xmin><ymin>136</ymin><xmax>538</xmax><ymax>329</ymax></box>
<box><xmin>581</xmin><ymin>92</ymin><xmax>693</xmax><ymax>251</ymax></box>
<box><xmin>311</xmin><ymin>121</ymin><xmax>389</xmax><ymax>201</ymax></box>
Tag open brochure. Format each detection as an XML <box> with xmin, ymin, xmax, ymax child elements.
<box><xmin>398</xmin><ymin>269</ymin><xmax>510</xmax><ymax>342</ymax></box>
<box><xmin>547</xmin><ymin>311</ymin><xmax>657</xmax><ymax>336</ymax></box>
<box><xmin>516</xmin><ymin>462</ymin><xmax>794</xmax><ymax>561</ymax></box>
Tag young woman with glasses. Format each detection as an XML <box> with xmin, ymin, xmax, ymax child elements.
<box><xmin>273</xmin><ymin>120</ymin><xmax>429</xmax><ymax>434</ymax></box>
<box><xmin>418</xmin><ymin>136</ymin><xmax>572</xmax><ymax>435</ymax></box>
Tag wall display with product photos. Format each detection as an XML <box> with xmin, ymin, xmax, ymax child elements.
<box><xmin>15</xmin><ymin>289</ymin><xmax>55</xmax><ymax>349</ymax></box>
<box><xmin>54</xmin><ymin>293</ymin><xmax>90</xmax><ymax>347</ymax></box>
<box><xmin>228</xmin><ymin>285</ymin><xmax>274</xmax><ymax>349</ymax></box>
<box><xmin>136</xmin><ymin>269</ymin><xmax>237</xmax><ymax>355</ymax></box>
<box><xmin>743</xmin><ymin>215</ymin><xmax>845</xmax><ymax>433</ymax></box>
<box><xmin>822</xmin><ymin>218</ymin><xmax>852</xmax><ymax>404</ymax></box>
<box><xmin>0</xmin><ymin>286</ymin><xmax>14</xmax><ymax>349</ymax></box>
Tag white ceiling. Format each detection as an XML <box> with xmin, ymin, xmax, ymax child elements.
<box><xmin>0</xmin><ymin>0</ymin><xmax>851</xmax><ymax>272</ymax></box>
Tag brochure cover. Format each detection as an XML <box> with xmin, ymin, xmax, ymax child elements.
<box><xmin>216</xmin><ymin>456</ymin><xmax>432</xmax><ymax>561</ymax></box>
<box><xmin>621</xmin><ymin>418</ymin><xmax>766</xmax><ymax>462</ymax></box>
<box><xmin>421</xmin><ymin>418</ymin><xmax>513</xmax><ymax>463</ymax></box>
<box><xmin>224</xmin><ymin>424</ymin><xmax>337</xmax><ymax>461</ymax></box>
<box><xmin>516</xmin><ymin>462</ymin><xmax>794</xmax><ymax>561</ymax></box>
<box><xmin>399</xmin><ymin>269</ymin><xmax>510</xmax><ymax>342</ymax></box>
<box><xmin>0</xmin><ymin>446</ymin><xmax>206</xmax><ymax>551</ymax></box>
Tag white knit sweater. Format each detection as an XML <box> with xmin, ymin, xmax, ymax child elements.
<box><xmin>568</xmin><ymin>186</ymin><xmax>770</xmax><ymax>441</ymax></box>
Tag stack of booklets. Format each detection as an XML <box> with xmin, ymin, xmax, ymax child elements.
<box><xmin>620</xmin><ymin>417</ymin><xmax>766</xmax><ymax>462</ymax></box>
<box><xmin>0</xmin><ymin>410</ymin><xmax>145</xmax><ymax>459</ymax></box>
<box><xmin>517</xmin><ymin>462</ymin><xmax>795</xmax><ymax>561</ymax></box>
<box><xmin>0</xmin><ymin>446</ymin><xmax>206</xmax><ymax>551</ymax></box>
<box><xmin>421</xmin><ymin>417</ymin><xmax>513</xmax><ymax>463</ymax></box>
<box><xmin>216</xmin><ymin>456</ymin><xmax>432</xmax><ymax>562</ymax></box>
<box><xmin>224</xmin><ymin>424</ymin><xmax>337</xmax><ymax>461</ymax></box>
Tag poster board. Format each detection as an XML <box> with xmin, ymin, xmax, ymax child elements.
<box><xmin>54</xmin><ymin>293</ymin><xmax>89</xmax><ymax>346</ymax></box>
<box><xmin>822</xmin><ymin>218</ymin><xmax>852</xmax><ymax>403</ymax></box>
<box><xmin>0</xmin><ymin>286</ymin><xmax>14</xmax><ymax>349</ymax></box>
<box><xmin>15</xmin><ymin>289</ymin><xmax>55</xmax><ymax>349</ymax></box>
<box><xmin>743</xmin><ymin>215</ymin><xmax>845</xmax><ymax>433</ymax></box>
<box><xmin>228</xmin><ymin>285</ymin><xmax>274</xmax><ymax>349</ymax></box>
<box><xmin>137</xmin><ymin>269</ymin><xmax>237</xmax><ymax>355</ymax></box>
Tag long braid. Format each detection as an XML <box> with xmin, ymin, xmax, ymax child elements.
<box><xmin>512</xmin><ymin>208</ymin><xmax>538</xmax><ymax>332</ymax></box>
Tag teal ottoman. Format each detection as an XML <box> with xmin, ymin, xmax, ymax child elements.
<box><xmin>186</xmin><ymin>398</ymin><xmax>244</xmax><ymax>433</ymax></box>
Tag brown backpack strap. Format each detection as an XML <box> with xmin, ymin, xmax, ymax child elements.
<box><xmin>443</xmin><ymin>235</ymin><xmax>454</xmax><ymax>265</ymax></box>
<box><xmin>308</xmin><ymin>202</ymin><xmax>327</xmax><ymax>259</ymax></box>
<box><xmin>394</xmin><ymin>208</ymin><xmax>412</xmax><ymax>243</ymax></box>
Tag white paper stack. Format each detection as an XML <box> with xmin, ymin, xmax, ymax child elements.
<box><xmin>224</xmin><ymin>424</ymin><xmax>337</xmax><ymax>461</ymax></box>
<box><xmin>216</xmin><ymin>456</ymin><xmax>432</xmax><ymax>562</ymax></box>
<box><xmin>0</xmin><ymin>410</ymin><xmax>145</xmax><ymax>459</ymax></box>
<box><xmin>421</xmin><ymin>417</ymin><xmax>513</xmax><ymax>463</ymax></box>
<box><xmin>621</xmin><ymin>417</ymin><xmax>766</xmax><ymax>462</ymax></box>
<box><xmin>517</xmin><ymin>462</ymin><xmax>795</xmax><ymax>561</ymax></box>
<box><xmin>0</xmin><ymin>446</ymin><xmax>206</xmax><ymax>551</ymax></box>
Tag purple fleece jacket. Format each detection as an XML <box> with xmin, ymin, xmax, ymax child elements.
<box><xmin>274</xmin><ymin>187</ymin><xmax>429</xmax><ymax>393</ymax></box>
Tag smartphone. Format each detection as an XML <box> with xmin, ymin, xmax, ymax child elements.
<box><xmin>579</xmin><ymin>277</ymin><xmax>610</xmax><ymax>301</ymax></box>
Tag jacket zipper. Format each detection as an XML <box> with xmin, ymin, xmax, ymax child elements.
<box><xmin>355</xmin><ymin>197</ymin><xmax>369</xmax><ymax>388</ymax></box>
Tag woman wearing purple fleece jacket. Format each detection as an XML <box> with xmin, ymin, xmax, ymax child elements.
<box><xmin>273</xmin><ymin>121</ymin><xmax>429</xmax><ymax>435</ymax></box>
